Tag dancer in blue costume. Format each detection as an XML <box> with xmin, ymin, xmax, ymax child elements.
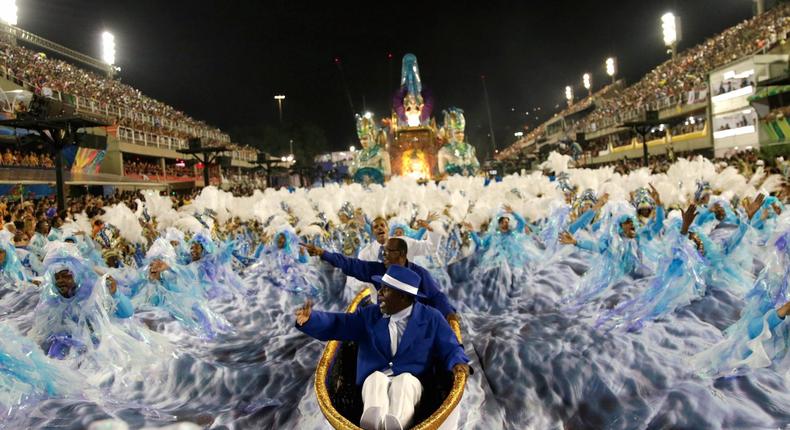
<box><xmin>243</xmin><ymin>227</ymin><xmax>320</xmax><ymax>297</ymax></box>
<box><xmin>691</xmin><ymin>180</ymin><xmax>729</xmax><ymax>229</ymax></box>
<box><xmin>28</xmin><ymin>219</ymin><xmax>50</xmax><ymax>261</ymax></box>
<box><xmin>459</xmin><ymin>206</ymin><xmax>541</xmax><ymax>310</ymax></box>
<box><xmin>749</xmin><ymin>195</ymin><xmax>784</xmax><ymax>244</ymax></box>
<box><xmin>632</xmin><ymin>185</ymin><xmax>666</xmax><ymax>241</ymax></box>
<box><xmin>187</xmin><ymin>232</ymin><xmax>245</xmax><ymax>300</ymax></box>
<box><xmin>327</xmin><ymin>203</ymin><xmax>368</xmax><ymax>257</ymax></box>
<box><xmin>28</xmin><ymin>243</ymin><xmax>168</xmax><ymax>368</ymax></box>
<box><xmin>163</xmin><ymin>227</ymin><xmax>190</xmax><ymax>264</ymax></box>
<box><xmin>62</xmin><ymin>231</ymin><xmax>105</xmax><ymax>268</ymax></box>
<box><xmin>28</xmin><ymin>243</ymin><xmax>104</xmax><ymax>359</ymax></box>
<box><xmin>692</xmin><ymin>196</ymin><xmax>767</xmax><ymax>297</ymax></box>
<box><xmin>14</xmin><ymin>238</ymin><xmax>44</xmax><ymax>278</ymax></box>
<box><xmin>389</xmin><ymin>219</ymin><xmax>428</xmax><ymax>241</ymax></box>
<box><xmin>691</xmin><ymin>225</ymin><xmax>790</xmax><ymax>377</ymax></box>
<box><xmin>630</xmin><ymin>185</ymin><xmax>667</xmax><ymax>271</ymax></box>
<box><xmin>567</xmin><ymin>189</ymin><xmax>610</xmax><ymax>235</ymax></box>
<box><xmin>537</xmin><ymin>173</ymin><xmax>577</xmax><ymax>254</ymax></box>
<box><xmin>47</xmin><ymin>216</ymin><xmax>63</xmax><ymax>242</ymax></box>
<box><xmin>0</xmin><ymin>234</ymin><xmax>31</xmax><ymax>285</ymax></box>
<box><xmin>597</xmin><ymin>205</ymin><xmax>705</xmax><ymax>331</ymax></box>
<box><xmin>229</xmin><ymin>223</ymin><xmax>258</xmax><ymax>268</ymax></box>
<box><xmin>130</xmin><ymin>238</ymin><xmax>230</xmax><ymax>338</ymax></box>
<box><xmin>559</xmin><ymin>211</ymin><xmax>653</xmax><ymax>307</ymax></box>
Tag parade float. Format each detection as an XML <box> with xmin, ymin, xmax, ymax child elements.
<box><xmin>351</xmin><ymin>54</ymin><xmax>480</xmax><ymax>183</ymax></box>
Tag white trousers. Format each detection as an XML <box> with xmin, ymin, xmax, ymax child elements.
<box><xmin>361</xmin><ymin>371</ymin><xmax>423</xmax><ymax>429</ymax></box>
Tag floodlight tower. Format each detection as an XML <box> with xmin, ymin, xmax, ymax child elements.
<box><xmin>565</xmin><ymin>85</ymin><xmax>573</xmax><ymax>107</ymax></box>
<box><xmin>605</xmin><ymin>57</ymin><xmax>616</xmax><ymax>84</ymax></box>
<box><xmin>583</xmin><ymin>73</ymin><xmax>592</xmax><ymax>97</ymax></box>
<box><xmin>661</xmin><ymin>13</ymin><xmax>681</xmax><ymax>60</ymax></box>
<box><xmin>101</xmin><ymin>31</ymin><xmax>116</xmax><ymax>77</ymax></box>
<box><xmin>0</xmin><ymin>0</ymin><xmax>17</xmax><ymax>25</ymax></box>
<box><xmin>0</xmin><ymin>0</ymin><xmax>17</xmax><ymax>45</ymax></box>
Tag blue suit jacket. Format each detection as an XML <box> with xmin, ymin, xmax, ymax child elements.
<box><xmin>297</xmin><ymin>301</ymin><xmax>469</xmax><ymax>385</ymax></box>
<box><xmin>320</xmin><ymin>251</ymin><xmax>455</xmax><ymax>317</ymax></box>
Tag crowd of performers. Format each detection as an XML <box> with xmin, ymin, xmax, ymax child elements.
<box><xmin>0</xmin><ymin>152</ymin><xmax>789</xmax><ymax>425</ymax></box>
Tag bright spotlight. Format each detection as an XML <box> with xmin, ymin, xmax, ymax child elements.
<box><xmin>102</xmin><ymin>31</ymin><xmax>116</xmax><ymax>65</ymax></box>
<box><xmin>0</xmin><ymin>0</ymin><xmax>17</xmax><ymax>25</ymax></box>
<box><xmin>583</xmin><ymin>73</ymin><xmax>591</xmax><ymax>90</ymax></box>
<box><xmin>605</xmin><ymin>58</ymin><xmax>616</xmax><ymax>77</ymax></box>
<box><xmin>565</xmin><ymin>86</ymin><xmax>573</xmax><ymax>102</ymax></box>
<box><xmin>661</xmin><ymin>12</ymin><xmax>678</xmax><ymax>46</ymax></box>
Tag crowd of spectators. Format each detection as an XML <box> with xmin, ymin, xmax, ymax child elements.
<box><xmin>500</xmin><ymin>6</ymin><xmax>788</xmax><ymax>162</ymax></box>
<box><xmin>0</xmin><ymin>147</ymin><xmax>54</xmax><ymax>168</ymax></box>
<box><xmin>0</xmin><ymin>42</ymin><xmax>242</xmax><ymax>151</ymax></box>
<box><xmin>123</xmin><ymin>160</ymin><xmax>162</xmax><ymax>178</ymax></box>
<box><xmin>123</xmin><ymin>160</ymin><xmax>198</xmax><ymax>179</ymax></box>
<box><xmin>582</xmin><ymin>5</ymin><xmax>789</xmax><ymax>132</ymax></box>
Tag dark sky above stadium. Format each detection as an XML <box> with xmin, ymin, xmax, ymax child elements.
<box><xmin>19</xmin><ymin>0</ymin><xmax>755</xmax><ymax>157</ymax></box>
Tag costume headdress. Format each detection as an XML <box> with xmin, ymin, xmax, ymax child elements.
<box><xmin>355</xmin><ymin>112</ymin><xmax>378</xmax><ymax>142</ymax></box>
<box><xmin>442</xmin><ymin>108</ymin><xmax>466</xmax><ymax>134</ymax></box>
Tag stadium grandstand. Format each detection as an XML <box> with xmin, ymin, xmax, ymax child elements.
<box><xmin>495</xmin><ymin>3</ymin><xmax>790</xmax><ymax>176</ymax></box>
<box><xmin>0</xmin><ymin>19</ymin><xmax>262</xmax><ymax>196</ymax></box>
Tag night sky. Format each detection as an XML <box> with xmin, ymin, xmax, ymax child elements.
<box><xmin>18</xmin><ymin>0</ymin><xmax>755</xmax><ymax>158</ymax></box>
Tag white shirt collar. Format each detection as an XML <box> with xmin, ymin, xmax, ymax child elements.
<box><xmin>387</xmin><ymin>304</ymin><xmax>413</xmax><ymax>322</ymax></box>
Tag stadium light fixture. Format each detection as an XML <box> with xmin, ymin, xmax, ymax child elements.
<box><xmin>661</xmin><ymin>13</ymin><xmax>677</xmax><ymax>46</ymax></box>
<box><xmin>0</xmin><ymin>0</ymin><xmax>17</xmax><ymax>26</ymax></box>
<box><xmin>565</xmin><ymin>86</ymin><xmax>573</xmax><ymax>105</ymax></box>
<box><xmin>661</xmin><ymin>12</ymin><xmax>681</xmax><ymax>58</ymax></box>
<box><xmin>349</xmin><ymin>145</ymin><xmax>356</xmax><ymax>152</ymax></box>
<box><xmin>514</xmin><ymin>131</ymin><xmax>524</xmax><ymax>138</ymax></box>
<box><xmin>605</xmin><ymin>57</ymin><xmax>616</xmax><ymax>84</ymax></box>
<box><xmin>583</xmin><ymin>73</ymin><xmax>592</xmax><ymax>96</ymax></box>
<box><xmin>101</xmin><ymin>31</ymin><xmax>116</xmax><ymax>66</ymax></box>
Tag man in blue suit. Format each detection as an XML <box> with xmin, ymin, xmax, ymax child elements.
<box><xmin>302</xmin><ymin>238</ymin><xmax>458</xmax><ymax>322</ymax></box>
<box><xmin>295</xmin><ymin>265</ymin><xmax>469</xmax><ymax>430</ymax></box>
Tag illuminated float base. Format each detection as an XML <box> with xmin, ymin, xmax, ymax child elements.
<box><xmin>390</xmin><ymin>126</ymin><xmax>438</xmax><ymax>179</ymax></box>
